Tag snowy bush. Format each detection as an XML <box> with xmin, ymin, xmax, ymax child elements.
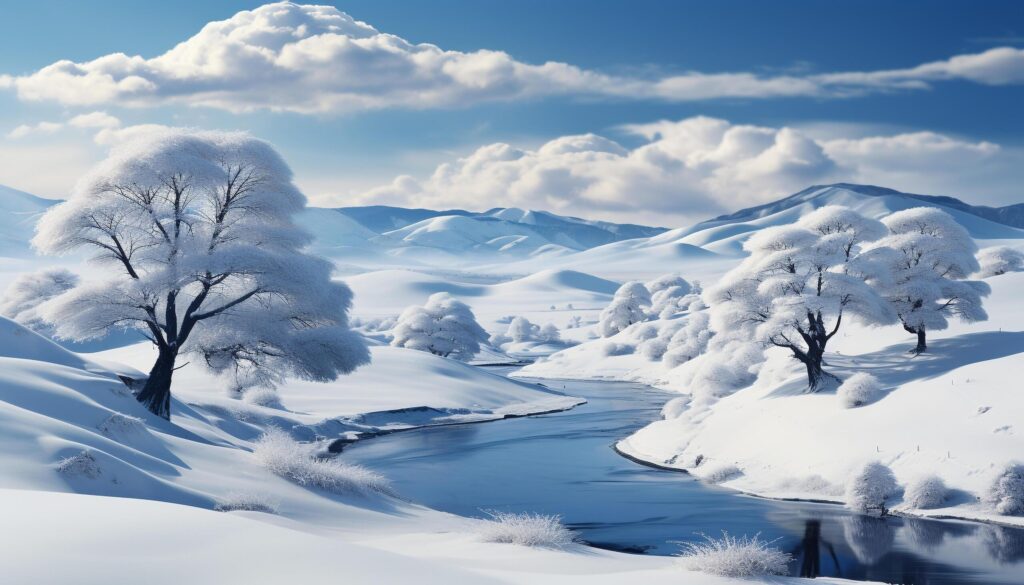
<box><xmin>476</xmin><ymin>511</ymin><xmax>577</xmax><ymax>548</ymax></box>
<box><xmin>700</xmin><ymin>463</ymin><xmax>743</xmax><ymax>484</ymax></box>
<box><xmin>984</xmin><ymin>462</ymin><xmax>1024</xmax><ymax>515</ymax></box>
<box><xmin>662</xmin><ymin>311</ymin><xmax>712</xmax><ymax>368</ymax></box>
<box><xmin>242</xmin><ymin>387</ymin><xmax>284</xmax><ymax>409</ymax></box>
<box><xmin>976</xmin><ymin>246</ymin><xmax>1024</xmax><ymax>277</ymax></box>
<box><xmin>537</xmin><ymin>323</ymin><xmax>561</xmax><ymax>342</ymax></box>
<box><xmin>845</xmin><ymin>461</ymin><xmax>899</xmax><ymax>514</ymax></box>
<box><xmin>506</xmin><ymin>316</ymin><xmax>538</xmax><ymax>342</ymax></box>
<box><xmin>253</xmin><ymin>428</ymin><xmax>390</xmax><ymax>495</ymax></box>
<box><xmin>837</xmin><ymin>372</ymin><xmax>883</xmax><ymax>408</ymax></box>
<box><xmin>677</xmin><ymin>532</ymin><xmax>791</xmax><ymax>577</ymax></box>
<box><xmin>601</xmin><ymin>342</ymin><xmax>634</xmax><ymax>356</ymax></box>
<box><xmin>214</xmin><ymin>492</ymin><xmax>279</xmax><ymax>514</ymax></box>
<box><xmin>56</xmin><ymin>450</ymin><xmax>101</xmax><ymax>479</ymax></box>
<box><xmin>599</xmin><ymin>281</ymin><xmax>651</xmax><ymax>337</ymax></box>
<box><xmin>639</xmin><ymin>337</ymin><xmax>669</xmax><ymax>361</ymax></box>
<box><xmin>391</xmin><ymin>293</ymin><xmax>488</xmax><ymax>360</ymax></box>
<box><xmin>903</xmin><ymin>475</ymin><xmax>950</xmax><ymax>509</ymax></box>
<box><xmin>98</xmin><ymin>413</ymin><xmax>146</xmax><ymax>437</ymax></box>
<box><xmin>0</xmin><ymin>268</ymin><xmax>79</xmax><ymax>335</ymax></box>
<box><xmin>648</xmin><ymin>274</ymin><xmax>699</xmax><ymax>319</ymax></box>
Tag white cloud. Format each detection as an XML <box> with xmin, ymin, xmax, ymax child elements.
<box><xmin>6</xmin><ymin>112</ymin><xmax>121</xmax><ymax>140</ymax></box>
<box><xmin>7</xmin><ymin>121</ymin><xmax>63</xmax><ymax>139</ymax></box>
<box><xmin>353</xmin><ymin>117</ymin><xmax>1017</xmax><ymax>226</ymax></box>
<box><xmin>68</xmin><ymin>111</ymin><xmax>121</xmax><ymax>129</ymax></box>
<box><xmin>2</xmin><ymin>3</ymin><xmax>1023</xmax><ymax>114</ymax></box>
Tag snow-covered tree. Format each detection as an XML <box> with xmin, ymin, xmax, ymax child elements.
<box><xmin>599</xmin><ymin>281</ymin><xmax>651</xmax><ymax>337</ymax></box>
<box><xmin>707</xmin><ymin>206</ymin><xmax>893</xmax><ymax>390</ymax></box>
<box><xmin>869</xmin><ymin>208</ymin><xmax>989</xmax><ymax>353</ymax></box>
<box><xmin>391</xmin><ymin>292</ymin><xmax>487</xmax><ymax>360</ymax></box>
<box><xmin>976</xmin><ymin>246</ymin><xmax>1024</xmax><ymax>278</ymax></box>
<box><xmin>32</xmin><ymin>130</ymin><xmax>369</xmax><ymax>418</ymax></box>
<box><xmin>0</xmin><ymin>268</ymin><xmax>79</xmax><ymax>334</ymax></box>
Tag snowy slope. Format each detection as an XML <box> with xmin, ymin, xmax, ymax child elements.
<box><xmin>0</xmin><ymin>185</ymin><xmax>59</xmax><ymax>257</ymax></box>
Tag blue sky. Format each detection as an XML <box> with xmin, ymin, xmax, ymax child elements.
<box><xmin>1</xmin><ymin>1</ymin><xmax>1022</xmax><ymax>225</ymax></box>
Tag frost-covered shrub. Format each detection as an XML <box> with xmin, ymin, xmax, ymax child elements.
<box><xmin>845</xmin><ymin>461</ymin><xmax>899</xmax><ymax>514</ymax></box>
<box><xmin>663</xmin><ymin>311</ymin><xmax>712</xmax><ymax>368</ymax></box>
<box><xmin>599</xmin><ymin>281</ymin><xmax>651</xmax><ymax>337</ymax></box>
<box><xmin>601</xmin><ymin>342</ymin><xmax>634</xmax><ymax>356</ymax></box>
<box><xmin>639</xmin><ymin>337</ymin><xmax>669</xmax><ymax>361</ymax></box>
<box><xmin>678</xmin><ymin>532</ymin><xmax>791</xmax><ymax>577</ymax></box>
<box><xmin>837</xmin><ymin>372</ymin><xmax>883</xmax><ymax>408</ymax></box>
<box><xmin>242</xmin><ymin>387</ymin><xmax>284</xmax><ymax>409</ymax></box>
<box><xmin>56</xmin><ymin>450</ymin><xmax>101</xmax><ymax>479</ymax></box>
<box><xmin>537</xmin><ymin>323</ymin><xmax>560</xmax><ymax>342</ymax></box>
<box><xmin>984</xmin><ymin>462</ymin><xmax>1024</xmax><ymax>515</ymax></box>
<box><xmin>0</xmin><ymin>268</ymin><xmax>79</xmax><ymax>335</ymax></box>
<box><xmin>673</xmin><ymin>339</ymin><xmax>763</xmax><ymax>407</ymax></box>
<box><xmin>903</xmin><ymin>475</ymin><xmax>950</xmax><ymax>509</ymax></box>
<box><xmin>477</xmin><ymin>511</ymin><xmax>577</xmax><ymax>548</ymax></box>
<box><xmin>215</xmin><ymin>492</ymin><xmax>279</xmax><ymax>514</ymax></box>
<box><xmin>661</xmin><ymin>396</ymin><xmax>691</xmax><ymax>419</ymax></box>
<box><xmin>700</xmin><ymin>463</ymin><xmax>743</xmax><ymax>484</ymax></box>
<box><xmin>506</xmin><ymin>316</ymin><xmax>539</xmax><ymax>342</ymax></box>
<box><xmin>976</xmin><ymin>246</ymin><xmax>1024</xmax><ymax>277</ymax></box>
<box><xmin>391</xmin><ymin>293</ymin><xmax>488</xmax><ymax>360</ymax></box>
<box><xmin>98</xmin><ymin>413</ymin><xmax>146</xmax><ymax>437</ymax></box>
<box><xmin>253</xmin><ymin>428</ymin><xmax>390</xmax><ymax>495</ymax></box>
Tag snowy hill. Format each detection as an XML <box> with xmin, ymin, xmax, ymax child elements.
<box><xmin>0</xmin><ymin>185</ymin><xmax>59</xmax><ymax>256</ymax></box>
<box><xmin>674</xmin><ymin>183</ymin><xmax>1024</xmax><ymax>255</ymax></box>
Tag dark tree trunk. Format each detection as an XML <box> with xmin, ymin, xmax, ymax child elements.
<box><xmin>914</xmin><ymin>327</ymin><xmax>927</xmax><ymax>354</ymax></box>
<box><xmin>136</xmin><ymin>346</ymin><xmax>178</xmax><ymax>419</ymax></box>
<box><xmin>903</xmin><ymin>322</ymin><xmax>927</xmax><ymax>354</ymax></box>
<box><xmin>805</xmin><ymin>349</ymin><xmax>828</xmax><ymax>392</ymax></box>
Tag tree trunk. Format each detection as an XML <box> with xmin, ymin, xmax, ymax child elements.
<box><xmin>805</xmin><ymin>355</ymin><xmax>826</xmax><ymax>392</ymax></box>
<box><xmin>803</xmin><ymin>347</ymin><xmax>838</xmax><ymax>392</ymax></box>
<box><xmin>136</xmin><ymin>346</ymin><xmax>177</xmax><ymax>419</ymax></box>
<box><xmin>914</xmin><ymin>327</ymin><xmax>927</xmax><ymax>354</ymax></box>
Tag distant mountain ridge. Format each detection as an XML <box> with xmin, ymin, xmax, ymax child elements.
<box><xmin>331</xmin><ymin>205</ymin><xmax>668</xmax><ymax>249</ymax></box>
<box><xmin>707</xmin><ymin>183</ymin><xmax>1024</xmax><ymax>229</ymax></box>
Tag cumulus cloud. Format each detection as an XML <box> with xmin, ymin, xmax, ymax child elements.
<box><xmin>352</xmin><ymin>116</ymin><xmax>1015</xmax><ymax>225</ymax></box>
<box><xmin>6</xmin><ymin>111</ymin><xmax>121</xmax><ymax>140</ymax></box>
<box><xmin>2</xmin><ymin>3</ymin><xmax>1023</xmax><ymax>113</ymax></box>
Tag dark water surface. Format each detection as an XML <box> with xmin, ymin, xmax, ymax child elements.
<box><xmin>342</xmin><ymin>376</ymin><xmax>1024</xmax><ymax>584</ymax></box>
